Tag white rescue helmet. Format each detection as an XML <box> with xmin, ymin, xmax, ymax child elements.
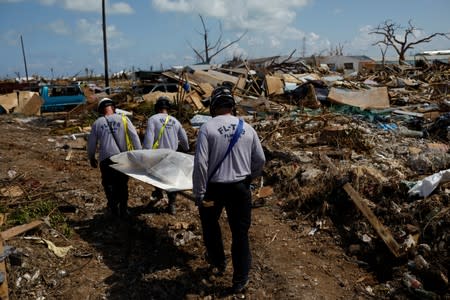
<box><xmin>97</xmin><ymin>98</ymin><xmax>115</xmax><ymax>114</ymax></box>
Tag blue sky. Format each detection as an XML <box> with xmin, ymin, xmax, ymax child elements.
<box><xmin>1</xmin><ymin>0</ymin><xmax>449</xmax><ymax>79</ymax></box>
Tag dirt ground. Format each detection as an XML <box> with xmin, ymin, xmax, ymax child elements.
<box><xmin>0</xmin><ymin>113</ymin><xmax>382</xmax><ymax>300</ymax></box>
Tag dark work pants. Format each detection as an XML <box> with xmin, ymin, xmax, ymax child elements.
<box><xmin>199</xmin><ymin>179</ymin><xmax>252</xmax><ymax>285</ymax></box>
<box><xmin>100</xmin><ymin>158</ymin><xmax>129</xmax><ymax>216</ymax></box>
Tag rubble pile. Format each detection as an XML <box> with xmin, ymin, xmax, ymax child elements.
<box><xmin>0</xmin><ymin>57</ymin><xmax>449</xmax><ymax>298</ymax></box>
<box><xmin>226</xmin><ymin>59</ymin><xmax>449</xmax><ymax>298</ymax></box>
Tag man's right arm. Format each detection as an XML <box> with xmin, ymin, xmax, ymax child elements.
<box><xmin>178</xmin><ymin>124</ymin><xmax>190</xmax><ymax>152</ymax></box>
<box><xmin>250</xmin><ymin>128</ymin><xmax>266</xmax><ymax>178</ymax></box>
<box><xmin>87</xmin><ymin>122</ymin><xmax>98</xmax><ymax>168</ymax></box>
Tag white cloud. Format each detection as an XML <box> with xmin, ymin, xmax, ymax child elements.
<box><xmin>347</xmin><ymin>25</ymin><xmax>379</xmax><ymax>56</ymax></box>
<box><xmin>309</xmin><ymin>32</ymin><xmax>320</xmax><ymax>42</ymax></box>
<box><xmin>67</xmin><ymin>0</ymin><xmax>133</xmax><ymax>14</ymax></box>
<box><xmin>152</xmin><ymin>0</ymin><xmax>192</xmax><ymax>12</ymax></box>
<box><xmin>152</xmin><ymin>0</ymin><xmax>310</xmax><ymax>33</ymax></box>
<box><xmin>183</xmin><ymin>55</ymin><xmax>195</xmax><ymax>62</ymax></box>
<box><xmin>110</xmin><ymin>2</ymin><xmax>134</xmax><ymax>14</ymax></box>
<box><xmin>35</xmin><ymin>0</ymin><xmax>133</xmax><ymax>14</ymax></box>
<box><xmin>39</xmin><ymin>0</ymin><xmax>57</xmax><ymax>5</ymax></box>
<box><xmin>269</xmin><ymin>37</ymin><xmax>281</xmax><ymax>48</ymax></box>
<box><xmin>151</xmin><ymin>0</ymin><xmax>327</xmax><ymax>59</ymax></box>
<box><xmin>75</xmin><ymin>18</ymin><xmax>126</xmax><ymax>49</ymax></box>
<box><xmin>222</xmin><ymin>39</ymin><xmax>247</xmax><ymax>60</ymax></box>
<box><xmin>48</xmin><ymin>19</ymin><xmax>70</xmax><ymax>35</ymax></box>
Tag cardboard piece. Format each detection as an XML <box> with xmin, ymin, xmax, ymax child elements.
<box><xmin>328</xmin><ymin>86</ymin><xmax>390</xmax><ymax>109</ymax></box>
<box><xmin>235</xmin><ymin>75</ymin><xmax>247</xmax><ymax>91</ymax></box>
<box><xmin>0</xmin><ymin>91</ymin><xmax>43</xmax><ymax>115</ymax></box>
<box><xmin>265</xmin><ymin>75</ymin><xmax>285</xmax><ymax>95</ymax></box>
<box><xmin>0</xmin><ymin>93</ymin><xmax>18</xmax><ymax>113</ymax></box>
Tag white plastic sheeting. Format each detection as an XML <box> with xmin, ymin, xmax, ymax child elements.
<box><xmin>408</xmin><ymin>169</ymin><xmax>450</xmax><ymax>197</ymax></box>
<box><xmin>110</xmin><ymin>149</ymin><xmax>194</xmax><ymax>192</ymax></box>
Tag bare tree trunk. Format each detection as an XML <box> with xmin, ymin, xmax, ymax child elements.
<box><xmin>399</xmin><ymin>52</ymin><xmax>406</xmax><ymax>65</ymax></box>
<box><xmin>200</xmin><ymin>15</ymin><xmax>210</xmax><ymax>63</ymax></box>
<box><xmin>189</xmin><ymin>15</ymin><xmax>247</xmax><ymax>65</ymax></box>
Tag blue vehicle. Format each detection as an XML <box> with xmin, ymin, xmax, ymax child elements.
<box><xmin>39</xmin><ymin>84</ymin><xmax>86</xmax><ymax>111</ymax></box>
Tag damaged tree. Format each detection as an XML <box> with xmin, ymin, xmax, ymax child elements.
<box><xmin>188</xmin><ymin>14</ymin><xmax>247</xmax><ymax>64</ymax></box>
<box><xmin>370</xmin><ymin>19</ymin><xmax>450</xmax><ymax>65</ymax></box>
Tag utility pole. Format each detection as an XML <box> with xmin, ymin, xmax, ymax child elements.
<box><xmin>20</xmin><ymin>35</ymin><xmax>29</xmax><ymax>83</ymax></box>
<box><xmin>102</xmin><ymin>0</ymin><xmax>110</xmax><ymax>94</ymax></box>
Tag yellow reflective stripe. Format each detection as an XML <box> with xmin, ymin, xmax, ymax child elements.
<box><xmin>152</xmin><ymin>115</ymin><xmax>170</xmax><ymax>149</ymax></box>
<box><xmin>122</xmin><ymin>114</ymin><xmax>134</xmax><ymax>151</ymax></box>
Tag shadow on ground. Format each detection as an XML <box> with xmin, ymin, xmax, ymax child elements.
<box><xmin>71</xmin><ymin>205</ymin><xmax>235</xmax><ymax>299</ymax></box>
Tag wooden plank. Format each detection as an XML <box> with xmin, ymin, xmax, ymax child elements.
<box><xmin>198</xmin><ymin>83</ymin><xmax>214</xmax><ymax>97</ymax></box>
<box><xmin>1</xmin><ymin>220</ymin><xmax>43</xmax><ymax>241</ymax></box>
<box><xmin>189</xmin><ymin>70</ymin><xmax>241</xmax><ymax>87</ymax></box>
<box><xmin>188</xmin><ymin>72</ymin><xmax>221</xmax><ymax>87</ymax></box>
<box><xmin>186</xmin><ymin>91</ymin><xmax>204</xmax><ymax>110</ymax></box>
<box><xmin>217</xmin><ymin>67</ymin><xmax>248</xmax><ymax>76</ymax></box>
<box><xmin>162</xmin><ymin>71</ymin><xmax>199</xmax><ymax>87</ymax></box>
<box><xmin>343</xmin><ymin>183</ymin><xmax>402</xmax><ymax>257</ymax></box>
<box><xmin>205</xmin><ymin>70</ymin><xmax>240</xmax><ymax>85</ymax></box>
<box><xmin>236</xmin><ymin>75</ymin><xmax>247</xmax><ymax>91</ymax></box>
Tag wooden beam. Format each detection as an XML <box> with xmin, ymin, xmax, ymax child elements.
<box><xmin>1</xmin><ymin>220</ymin><xmax>43</xmax><ymax>241</ymax></box>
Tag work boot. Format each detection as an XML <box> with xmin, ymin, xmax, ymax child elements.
<box><xmin>231</xmin><ymin>279</ymin><xmax>249</xmax><ymax>294</ymax></box>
